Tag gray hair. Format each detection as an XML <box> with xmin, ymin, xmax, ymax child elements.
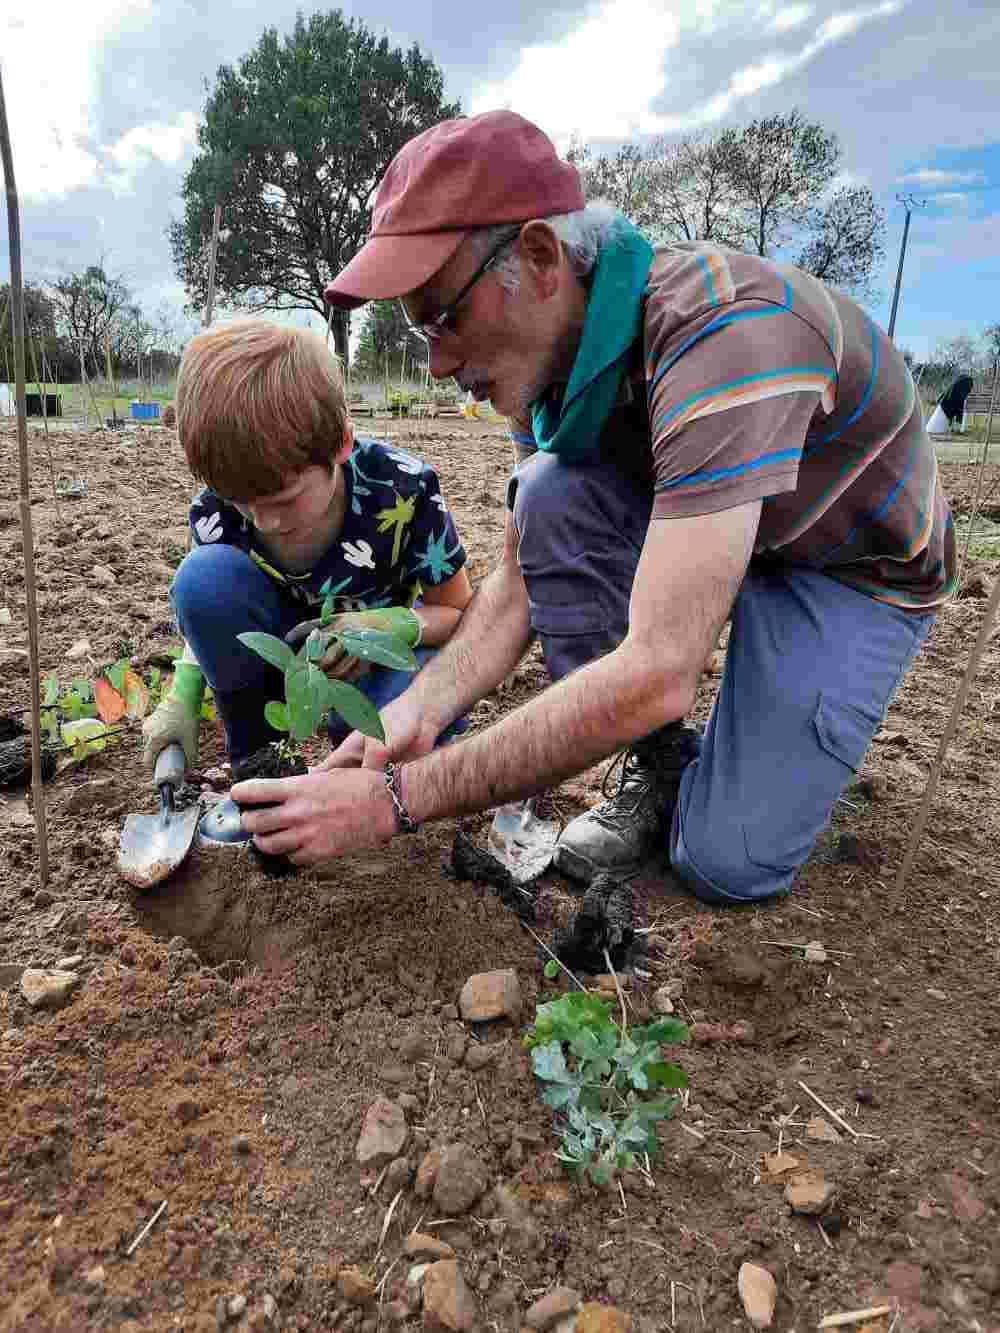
<box><xmin>471</xmin><ymin>201</ymin><xmax>622</xmax><ymax>293</ymax></box>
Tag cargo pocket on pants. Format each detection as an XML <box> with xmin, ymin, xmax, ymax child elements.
<box><xmin>742</xmin><ymin>692</ymin><xmax>879</xmax><ymax>876</ymax></box>
<box><xmin>529</xmin><ymin>598</ymin><xmax>621</xmax><ymax>682</ymax></box>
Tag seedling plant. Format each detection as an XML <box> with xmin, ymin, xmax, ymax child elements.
<box><xmin>39</xmin><ymin>658</ymin><xmax>212</xmax><ymax>763</ymax></box>
<box><xmin>524</xmin><ymin>989</ymin><xmax>689</xmax><ymax>1186</ymax></box>
<box><xmin>238</xmin><ymin>623</ymin><xmax>417</xmax><ymax>745</ymax></box>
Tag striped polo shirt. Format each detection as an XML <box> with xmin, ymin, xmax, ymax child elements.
<box><xmin>513</xmin><ymin>243</ymin><xmax>955</xmax><ymax>611</ymax></box>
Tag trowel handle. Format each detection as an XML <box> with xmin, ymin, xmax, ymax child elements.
<box><xmin>154</xmin><ymin>743</ymin><xmax>186</xmax><ymax>790</ymax></box>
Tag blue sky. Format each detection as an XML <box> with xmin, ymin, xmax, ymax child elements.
<box><xmin>1</xmin><ymin>0</ymin><xmax>997</xmax><ymax>362</ymax></box>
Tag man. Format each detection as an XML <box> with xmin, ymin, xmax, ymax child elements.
<box><xmin>233</xmin><ymin>110</ymin><xmax>955</xmax><ymax>903</ymax></box>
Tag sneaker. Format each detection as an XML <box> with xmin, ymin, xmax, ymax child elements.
<box><xmin>196</xmin><ymin>797</ymin><xmax>253</xmax><ymax>850</ymax></box>
<box><xmin>553</xmin><ymin>723</ymin><xmax>701</xmax><ymax>884</ymax></box>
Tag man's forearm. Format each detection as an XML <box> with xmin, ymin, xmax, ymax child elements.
<box><xmin>408</xmin><ymin>560</ymin><xmax>534</xmax><ymax>729</ymax></box>
<box><xmin>402</xmin><ymin>640</ymin><xmax>694</xmax><ymax>823</ymax></box>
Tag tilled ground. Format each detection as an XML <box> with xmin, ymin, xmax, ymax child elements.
<box><xmin>1</xmin><ymin>420</ymin><xmax>998</xmax><ymax>1333</ymax></box>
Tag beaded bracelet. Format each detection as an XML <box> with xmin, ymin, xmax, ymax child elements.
<box><xmin>384</xmin><ymin>761</ymin><xmax>419</xmax><ymax>833</ymax></box>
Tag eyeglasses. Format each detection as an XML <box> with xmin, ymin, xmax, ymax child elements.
<box><xmin>400</xmin><ymin>227</ymin><xmax>522</xmax><ymax>344</ymax></box>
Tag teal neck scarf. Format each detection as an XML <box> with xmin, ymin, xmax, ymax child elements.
<box><xmin>531</xmin><ymin>214</ymin><xmax>654</xmax><ymax>462</ymax></box>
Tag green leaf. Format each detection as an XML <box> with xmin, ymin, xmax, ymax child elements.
<box><xmin>542</xmin><ymin>1083</ymin><xmax>577</xmax><ymax>1110</ymax></box>
<box><xmin>322</xmin><ymin>679</ymin><xmax>385</xmax><ymax>742</ymax></box>
<box><xmin>60</xmin><ymin>717</ymin><xmax>109</xmax><ymax>761</ymax></box>
<box><xmin>237</xmin><ymin>631</ymin><xmax>296</xmax><ymax>674</ymax></box>
<box><xmin>335</xmin><ymin>628</ymin><xmax>418</xmax><ymax>672</ymax></box>
<box><xmin>42</xmin><ymin>673</ymin><xmax>59</xmax><ymax>706</ymax></box>
<box><xmin>532</xmin><ymin>1041</ymin><xmax>573</xmax><ymax>1085</ymax></box>
<box><xmin>589</xmin><ymin>1160</ymin><xmax>612</xmax><ymax>1187</ymax></box>
<box><xmin>633</xmin><ymin>1018</ymin><xmax>690</xmax><ymax>1046</ymax></box>
<box><xmin>70</xmin><ymin>676</ymin><xmax>92</xmax><ymax>703</ymax></box>
<box><xmin>264</xmin><ymin>700</ymin><xmax>290</xmax><ymax>731</ymax></box>
<box><xmin>644</xmin><ymin>1061</ymin><xmax>689</xmax><ymax>1091</ymax></box>
<box><xmin>285</xmin><ymin>663</ymin><xmax>327</xmax><ymax>741</ymax></box>
<box><xmin>106</xmin><ymin>658</ymin><xmax>129</xmax><ymax>692</ymax></box>
<box><xmin>524</xmin><ymin>991</ymin><xmax>616</xmax><ymax>1050</ymax></box>
<box><xmin>320</xmin><ymin>594</ymin><xmax>336</xmax><ymax>623</ymax></box>
<box><xmin>543</xmin><ymin>959</ymin><xmax>561</xmax><ymax>980</ymax></box>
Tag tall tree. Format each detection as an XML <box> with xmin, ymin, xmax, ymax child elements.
<box><xmin>352</xmin><ymin>299</ymin><xmax>422</xmax><ymax>381</ymax></box>
<box><xmin>48</xmin><ymin>265</ymin><xmax>130</xmax><ymax>376</ymax></box>
<box><xmin>170</xmin><ymin>11</ymin><xmax>460</xmax><ymax>365</ymax></box>
<box><xmin>574</xmin><ymin>111</ymin><xmax>885</xmax><ymax>297</ymax></box>
<box><xmin>795</xmin><ymin>185</ymin><xmax>885</xmax><ymax>300</ymax></box>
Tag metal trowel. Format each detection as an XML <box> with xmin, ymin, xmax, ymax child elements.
<box><xmin>117</xmin><ymin>744</ymin><xmax>200</xmax><ymax>889</ymax></box>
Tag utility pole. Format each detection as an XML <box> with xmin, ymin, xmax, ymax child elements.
<box><xmin>202</xmin><ymin>203</ymin><xmax>222</xmax><ymax>328</ymax></box>
<box><xmin>887</xmin><ymin>193</ymin><xmax>925</xmax><ymax>342</ymax></box>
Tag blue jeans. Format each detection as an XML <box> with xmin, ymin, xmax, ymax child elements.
<box><xmin>511</xmin><ymin>451</ymin><xmax>934</xmax><ymax>903</ymax></box>
<box><xmin>172</xmin><ymin>543</ymin><xmax>464</xmax><ymax>763</ymax></box>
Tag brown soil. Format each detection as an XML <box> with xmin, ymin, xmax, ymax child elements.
<box><xmin>1</xmin><ymin>419</ymin><xmax>998</xmax><ymax>1333</ymax></box>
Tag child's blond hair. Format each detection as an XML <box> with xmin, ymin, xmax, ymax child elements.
<box><xmin>176</xmin><ymin>321</ymin><xmax>349</xmax><ymax>500</ymax></box>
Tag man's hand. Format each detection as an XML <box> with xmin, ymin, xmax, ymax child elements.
<box><xmin>231</xmin><ymin>767</ymin><xmax>398</xmax><ymax>864</ymax></box>
<box><xmin>315</xmin><ymin>691</ymin><xmax>438</xmax><ymax>772</ymax></box>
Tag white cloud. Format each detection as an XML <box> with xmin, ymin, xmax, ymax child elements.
<box><xmin>654</xmin><ymin>0</ymin><xmax>906</xmax><ymax>130</ymax></box>
<box><xmin>470</xmin><ymin>0</ymin><xmax>688</xmax><ymax>143</ymax></box>
<box><xmin>769</xmin><ymin>5</ymin><xmax>816</xmax><ymax>30</ymax></box>
<box><xmin>1</xmin><ymin>0</ymin><xmax>153</xmax><ymax>199</ymax></box>
<box><xmin>471</xmin><ymin>0</ymin><xmax>908</xmax><ymax>145</ymax></box>
<box><xmin>896</xmin><ymin>167</ymin><xmax>987</xmax><ymax>187</ymax></box>
<box><xmin>103</xmin><ymin>111</ymin><xmax>198</xmax><ymax>193</ymax></box>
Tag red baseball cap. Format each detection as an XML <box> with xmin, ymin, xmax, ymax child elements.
<box><xmin>325</xmin><ymin>110</ymin><xmax>584</xmax><ymax>310</ymax></box>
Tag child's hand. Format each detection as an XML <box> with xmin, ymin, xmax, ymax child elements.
<box><xmin>286</xmin><ymin>607</ymin><xmax>420</xmax><ymax>681</ymax></box>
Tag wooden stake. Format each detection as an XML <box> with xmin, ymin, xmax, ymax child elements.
<box><xmin>26</xmin><ymin>323</ymin><xmax>62</xmax><ymax>522</ymax></box>
<box><xmin>896</xmin><ymin>566</ymin><xmax>1000</xmax><ymax>893</ymax></box>
<box><xmin>202</xmin><ymin>203</ymin><xmax>221</xmax><ymax>328</ymax></box>
<box><xmin>0</xmin><ymin>65</ymin><xmax>50</xmax><ymax>885</ymax></box>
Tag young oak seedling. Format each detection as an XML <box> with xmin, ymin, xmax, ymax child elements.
<box><xmin>238</xmin><ymin>624</ymin><xmax>417</xmax><ymax>744</ymax></box>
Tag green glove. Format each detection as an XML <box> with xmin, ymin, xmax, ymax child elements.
<box><xmin>141</xmin><ymin>661</ymin><xmax>206</xmax><ymax>775</ymax></box>
<box><xmin>285</xmin><ymin>607</ymin><xmax>422</xmax><ymax>680</ymax></box>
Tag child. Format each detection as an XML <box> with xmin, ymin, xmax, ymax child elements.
<box><xmin>142</xmin><ymin>320</ymin><xmax>472</xmax><ymax>846</ymax></box>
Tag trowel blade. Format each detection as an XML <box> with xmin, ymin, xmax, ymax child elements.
<box><xmin>487</xmin><ymin>801</ymin><xmax>561</xmax><ymax>885</ymax></box>
<box><xmin>117</xmin><ymin>804</ymin><xmax>200</xmax><ymax>889</ymax></box>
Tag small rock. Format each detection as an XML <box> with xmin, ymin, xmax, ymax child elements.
<box><xmin>422</xmin><ymin>1259</ymin><xmax>479</xmax><ymax>1332</ymax></box>
<box><xmin>65</xmin><ymin>638</ymin><xmax>92</xmax><ymax>660</ymax></box>
<box><xmin>574</xmin><ymin>1304</ymin><xmax>633</xmax><ymax>1333</ymax></box>
<box><xmin>356</xmin><ymin>1099</ymin><xmax>407</xmax><ymax>1168</ymax></box>
<box><xmin>802</xmin><ymin>941</ymin><xmax>828</xmax><ymax>963</ymax></box>
<box><xmin>458</xmin><ymin>969</ymin><xmax>521</xmax><ymax>1023</ymax></box>
<box><xmin>262</xmin><ymin>1294</ymin><xmax>278</xmax><ymax>1321</ymax></box>
<box><xmin>805</xmin><ymin>1116</ymin><xmax>841</xmax><ymax>1143</ymax></box>
<box><xmin>926</xmin><ymin>987</ymin><xmax>948</xmax><ymax>1002</ymax></box>
<box><xmin>55</xmin><ymin>954</ymin><xmax>84</xmax><ymax>971</ymax></box>
<box><xmin>84</xmin><ymin>1265</ymin><xmax>106</xmax><ymax>1287</ymax></box>
<box><xmin>738</xmin><ymin>1263</ymin><xmax>777</xmax><ymax>1329</ymax></box>
<box><xmin>415</xmin><ymin>1147</ymin><xmax>443</xmax><ymax>1200</ymax></box>
<box><xmin>384</xmin><ymin>1156</ymin><xmax>412</xmax><ymax>1195</ymax></box>
<box><xmin>404</xmin><ymin>1232</ymin><xmax>455</xmax><ymax>1260</ymax></box>
<box><xmin>173</xmin><ymin>1097</ymin><xmax>202</xmax><ymax>1124</ymax></box>
<box><xmin>763</xmin><ymin>1151</ymin><xmax>802</xmax><ymax>1178</ymax></box>
<box><xmin>202</xmin><ymin>766</ymin><xmax>229</xmax><ymax>787</ymax></box>
<box><xmin>0</xmin><ymin>964</ymin><xmax>24</xmax><ymax>988</ymax></box>
<box><xmin>652</xmin><ymin>988</ymin><xmax>675</xmax><ymax>1014</ymax></box>
<box><xmin>337</xmin><ymin>1266</ymin><xmax>376</xmax><ymax>1306</ymax></box>
<box><xmin>20</xmin><ymin>969</ymin><xmax>80</xmax><ymax>1010</ymax></box>
<box><xmin>464</xmin><ymin>1043</ymin><xmax>498</xmax><ymax>1072</ymax></box>
<box><xmin>91</xmin><ymin>564</ymin><xmax>117</xmax><ymax>587</ymax></box>
<box><xmin>946</xmin><ymin>1172</ymin><xmax>986</xmax><ymax>1223</ymax></box>
<box><xmin>855</xmin><ymin>1086</ymin><xmax>877</xmax><ymax>1106</ymax></box>
<box><xmin>784</xmin><ymin>1170</ymin><xmax>835</xmax><ymax>1215</ymax></box>
<box><xmin>885</xmin><ymin>1260</ymin><xmax>924</xmax><ymax>1303</ymax></box>
<box><xmin>232</xmin><ymin>1134</ymin><xmax>252</xmax><ymax>1155</ymax></box>
<box><xmin>400</xmin><ymin>1031</ymin><xmax>430</xmax><ymax>1062</ymax></box>
<box><xmin>525</xmin><ymin>1285</ymin><xmax>581</xmax><ymax>1330</ymax></box>
<box><xmin>432</xmin><ymin>1144</ymin><xmax>489</xmax><ymax>1215</ymax></box>
<box><xmin>228</xmin><ymin>1295</ymin><xmax>247</xmax><ymax>1320</ymax></box>
<box><xmin>33</xmin><ymin>890</ymin><xmax>55</xmax><ymax>908</ymax></box>
<box><xmin>441</xmin><ymin>1003</ymin><xmax>459</xmax><ymax>1021</ymax></box>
